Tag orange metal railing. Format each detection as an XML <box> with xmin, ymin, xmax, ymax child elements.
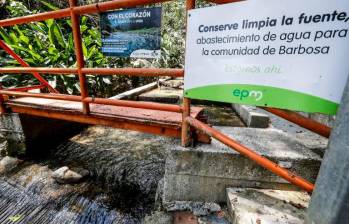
<box><xmin>0</xmin><ymin>0</ymin><xmax>330</xmax><ymax>193</ymax></box>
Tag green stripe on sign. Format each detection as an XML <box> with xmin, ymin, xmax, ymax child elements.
<box><xmin>185</xmin><ymin>84</ymin><xmax>339</xmax><ymax>115</ymax></box>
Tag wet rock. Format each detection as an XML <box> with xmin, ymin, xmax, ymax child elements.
<box><xmin>52</xmin><ymin>166</ymin><xmax>89</xmax><ymax>184</ymax></box>
<box><xmin>0</xmin><ymin>156</ymin><xmax>21</xmax><ymax>174</ymax></box>
<box><xmin>144</xmin><ymin>211</ymin><xmax>173</xmax><ymax>224</ymax></box>
<box><xmin>0</xmin><ymin>133</ymin><xmax>8</xmax><ymax>156</ymax></box>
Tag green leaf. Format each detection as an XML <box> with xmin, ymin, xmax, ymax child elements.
<box><xmin>47</xmin><ymin>20</ymin><xmax>66</xmax><ymax>49</ymax></box>
<box><xmin>46</xmin><ymin>19</ymin><xmax>54</xmax><ymax>27</ymax></box>
<box><xmin>9</xmin><ymin>32</ymin><xmax>19</xmax><ymax>44</ymax></box>
<box><xmin>34</xmin><ymin>37</ymin><xmax>44</xmax><ymax>50</ymax></box>
<box><xmin>0</xmin><ymin>27</ymin><xmax>13</xmax><ymax>44</ymax></box>
<box><xmin>19</xmin><ymin>34</ymin><xmax>29</xmax><ymax>45</ymax></box>
<box><xmin>39</xmin><ymin>0</ymin><xmax>59</xmax><ymax>11</ymax></box>
<box><xmin>82</xmin><ymin>41</ymin><xmax>88</xmax><ymax>57</ymax></box>
<box><xmin>51</xmin><ymin>22</ymin><xmax>66</xmax><ymax>48</ymax></box>
<box><xmin>68</xmin><ymin>34</ymin><xmax>74</xmax><ymax>50</ymax></box>
<box><xmin>10</xmin><ymin>45</ymin><xmax>43</xmax><ymax>62</ymax></box>
<box><xmin>81</xmin><ymin>16</ymin><xmax>88</xmax><ymax>26</ymax></box>
<box><xmin>87</xmin><ymin>46</ymin><xmax>97</xmax><ymax>59</ymax></box>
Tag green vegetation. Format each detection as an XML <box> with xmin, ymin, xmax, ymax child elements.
<box><xmin>0</xmin><ymin>0</ymin><xmax>194</xmax><ymax>97</ymax></box>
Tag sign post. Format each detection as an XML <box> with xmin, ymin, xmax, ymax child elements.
<box><xmin>184</xmin><ymin>0</ymin><xmax>349</xmax><ymax>115</ymax></box>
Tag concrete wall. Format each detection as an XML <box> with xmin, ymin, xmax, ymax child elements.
<box><xmin>0</xmin><ymin>113</ymin><xmax>85</xmax><ymax>157</ymax></box>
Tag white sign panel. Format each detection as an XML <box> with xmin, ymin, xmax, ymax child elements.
<box><xmin>184</xmin><ymin>0</ymin><xmax>349</xmax><ymax>114</ymax></box>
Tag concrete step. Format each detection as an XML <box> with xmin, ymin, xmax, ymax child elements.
<box><xmin>226</xmin><ymin>188</ymin><xmax>310</xmax><ymax>224</ymax></box>
<box><xmin>163</xmin><ymin>126</ymin><xmax>322</xmax><ymax>203</ymax></box>
<box><xmin>232</xmin><ymin>104</ymin><xmax>270</xmax><ymax>128</ymax></box>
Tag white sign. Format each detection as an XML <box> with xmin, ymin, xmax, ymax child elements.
<box><xmin>184</xmin><ymin>0</ymin><xmax>349</xmax><ymax>114</ymax></box>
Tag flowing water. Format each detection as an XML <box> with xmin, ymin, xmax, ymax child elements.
<box><xmin>0</xmin><ymin>126</ymin><xmax>177</xmax><ymax>223</ymax></box>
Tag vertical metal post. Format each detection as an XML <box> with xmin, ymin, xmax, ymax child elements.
<box><xmin>305</xmin><ymin>77</ymin><xmax>349</xmax><ymax>224</ymax></box>
<box><xmin>69</xmin><ymin>0</ymin><xmax>90</xmax><ymax>114</ymax></box>
<box><xmin>181</xmin><ymin>97</ymin><xmax>191</xmax><ymax>146</ymax></box>
<box><xmin>186</xmin><ymin>0</ymin><xmax>195</xmax><ymax>11</ymax></box>
<box><xmin>181</xmin><ymin>0</ymin><xmax>196</xmax><ymax>147</ymax></box>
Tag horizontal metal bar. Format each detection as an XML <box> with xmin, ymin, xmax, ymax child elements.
<box><xmin>0</xmin><ymin>67</ymin><xmax>78</xmax><ymax>74</ymax></box>
<box><xmin>10</xmin><ymin>105</ymin><xmax>181</xmax><ymax>138</ymax></box>
<box><xmin>0</xmin><ymin>90</ymin><xmax>182</xmax><ymax>113</ymax></box>
<box><xmin>5</xmin><ymin>85</ymin><xmax>46</xmax><ymax>92</ymax></box>
<box><xmin>0</xmin><ymin>0</ymin><xmax>171</xmax><ymax>27</ymax></box>
<box><xmin>82</xmin><ymin>68</ymin><xmax>184</xmax><ymax>77</ymax></box>
<box><xmin>0</xmin><ymin>8</ymin><xmax>71</xmax><ymax>27</ymax></box>
<box><xmin>261</xmin><ymin>107</ymin><xmax>331</xmax><ymax>138</ymax></box>
<box><xmin>0</xmin><ymin>67</ymin><xmax>184</xmax><ymax>77</ymax></box>
<box><xmin>0</xmin><ymin>90</ymin><xmax>82</xmax><ymax>101</ymax></box>
<box><xmin>186</xmin><ymin>116</ymin><xmax>315</xmax><ymax>193</ymax></box>
<box><xmin>84</xmin><ymin>97</ymin><xmax>182</xmax><ymax>112</ymax></box>
<box><xmin>74</xmin><ymin>0</ymin><xmax>172</xmax><ymax>15</ymax></box>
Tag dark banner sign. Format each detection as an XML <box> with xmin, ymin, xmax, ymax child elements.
<box><xmin>100</xmin><ymin>7</ymin><xmax>162</xmax><ymax>58</ymax></box>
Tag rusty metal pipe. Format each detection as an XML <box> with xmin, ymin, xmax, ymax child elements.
<box><xmin>186</xmin><ymin>0</ymin><xmax>196</xmax><ymax>11</ymax></box>
<box><xmin>0</xmin><ymin>9</ymin><xmax>71</xmax><ymax>27</ymax></box>
<box><xmin>0</xmin><ymin>90</ymin><xmax>182</xmax><ymax>113</ymax></box>
<box><xmin>0</xmin><ymin>40</ymin><xmax>59</xmax><ymax>93</ymax></box>
<box><xmin>261</xmin><ymin>107</ymin><xmax>331</xmax><ymax>138</ymax></box>
<box><xmin>181</xmin><ymin>97</ymin><xmax>191</xmax><ymax>146</ymax></box>
<box><xmin>0</xmin><ymin>0</ymin><xmax>172</xmax><ymax>27</ymax></box>
<box><xmin>83</xmin><ymin>97</ymin><xmax>182</xmax><ymax>112</ymax></box>
<box><xmin>70</xmin><ymin>0</ymin><xmax>90</xmax><ymax>114</ymax></box>
<box><xmin>74</xmin><ymin>0</ymin><xmax>172</xmax><ymax>15</ymax></box>
<box><xmin>0</xmin><ymin>67</ymin><xmax>78</xmax><ymax>74</ymax></box>
<box><xmin>181</xmin><ymin>0</ymin><xmax>195</xmax><ymax>147</ymax></box>
<box><xmin>186</xmin><ymin>116</ymin><xmax>315</xmax><ymax>192</ymax></box>
<box><xmin>9</xmin><ymin>106</ymin><xmax>181</xmax><ymax>138</ymax></box>
<box><xmin>82</xmin><ymin>68</ymin><xmax>184</xmax><ymax>77</ymax></box>
<box><xmin>0</xmin><ymin>90</ymin><xmax>82</xmax><ymax>102</ymax></box>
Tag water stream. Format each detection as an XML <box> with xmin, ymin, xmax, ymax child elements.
<box><xmin>0</xmin><ymin>126</ymin><xmax>176</xmax><ymax>223</ymax></box>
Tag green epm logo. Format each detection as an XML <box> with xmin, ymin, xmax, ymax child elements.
<box><xmin>233</xmin><ymin>88</ymin><xmax>263</xmax><ymax>101</ymax></box>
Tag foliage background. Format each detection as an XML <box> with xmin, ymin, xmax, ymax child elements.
<box><xmin>0</xmin><ymin>0</ymin><xmax>196</xmax><ymax>97</ymax></box>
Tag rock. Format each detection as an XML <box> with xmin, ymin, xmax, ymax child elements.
<box><xmin>226</xmin><ymin>188</ymin><xmax>310</xmax><ymax>224</ymax></box>
<box><xmin>164</xmin><ymin>201</ymin><xmax>221</xmax><ymax>216</ymax></box>
<box><xmin>0</xmin><ymin>156</ymin><xmax>21</xmax><ymax>175</ymax></box>
<box><xmin>52</xmin><ymin>166</ymin><xmax>89</xmax><ymax>184</ymax></box>
<box><xmin>144</xmin><ymin>211</ymin><xmax>173</xmax><ymax>224</ymax></box>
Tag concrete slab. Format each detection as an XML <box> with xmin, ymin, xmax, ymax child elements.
<box><xmin>110</xmin><ymin>81</ymin><xmax>158</xmax><ymax>100</ymax></box>
<box><xmin>232</xmin><ymin>104</ymin><xmax>270</xmax><ymax>128</ymax></box>
<box><xmin>163</xmin><ymin>126</ymin><xmax>322</xmax><ymax>203</ymax></box>
<box><xmin>259</xmin><ymin>109</ymin><xmax>329</xmax><ymax>157</ymax></box>
<box><xmin>226</xmin><ymin>188</ymin><xmax>310</xmax><ymax>224</ymax></box>
<box><xmin>138</xmin><ymin>88</ymin><xmax>182</xmax><ymax>104</ymax></box>
<box><xmin>200</xmin><ymin>104</ymin><xmax>245</xmax><ymax>127</ymax></box>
